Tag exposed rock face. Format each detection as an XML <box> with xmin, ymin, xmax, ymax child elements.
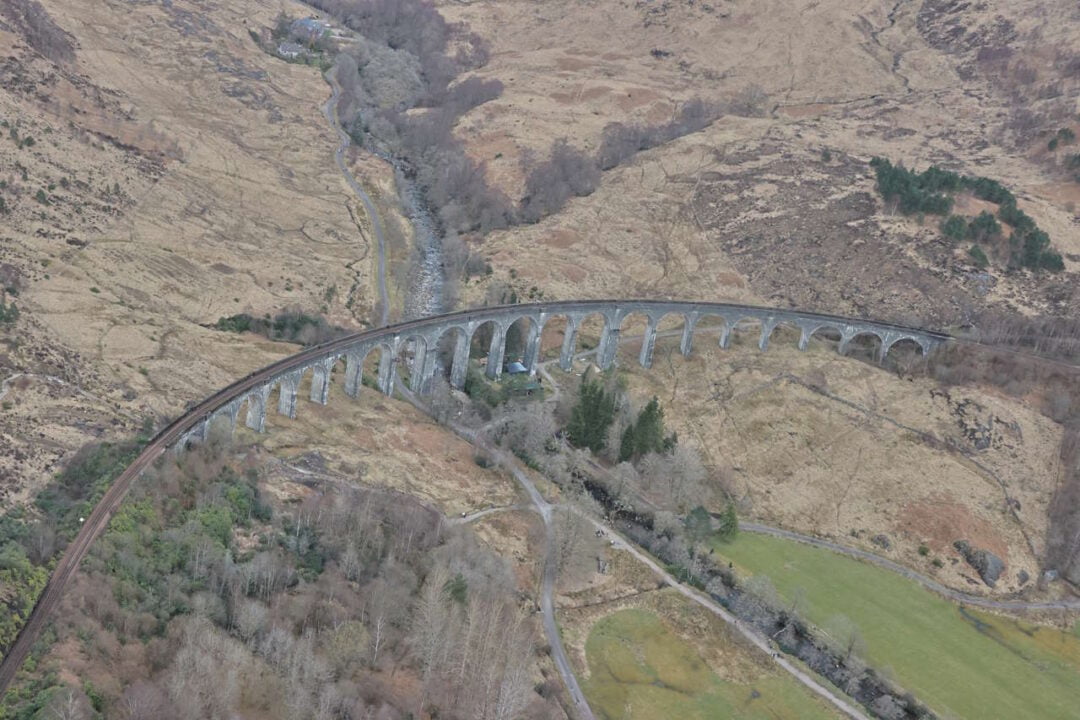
<box><xmin>954</xmin><ymin>539</ymin><xmax>1005</xmax><ymax>587</ymax></box>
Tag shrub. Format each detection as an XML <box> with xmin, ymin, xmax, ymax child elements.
<box><xmin>463</xmin><ymin>366</ymin><xmax>505</xmax><ymax>407</ymax></box>
<box><xmin>966</xmin><ymin>211</ymin><xmax>1000</xmax><ymax>242</ymax></box>
<box><xmin>967</xmin><ymin>245</ymin><xmax>989</xmax><ymax>268</ymax></box>
<box><xmin>918</xmin><ymin>544</ymin><xmax>930</xmax><ymax>556</ymax></box>
<box><xmin>596</xmin><ymin>99</ymin><xmax>719</xmax><ymax>170</ymax></box>
<box><xmin>520</xmin><ymin>139</ymin><xmax>599</xmax><ymax>223</ymax></box>
<box><xmin>941</xmin><ymin>215</ymin><xmax>967</xmax><ymax>241</ymax></box>
<box><xmin>0</xmin><ymin>0</ymin><xmax>75</xmax><ymax>64</ymax></box>
<box><xmin>212</xmin><ymin>309</ymin><xmax>345</xmax><ymax>345</ymax></box>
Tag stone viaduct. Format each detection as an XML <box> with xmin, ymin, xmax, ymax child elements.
<box><xmin>175</xmin><ymin>300</ymin><xmax>948</xmax><ymax>450</ymax></box>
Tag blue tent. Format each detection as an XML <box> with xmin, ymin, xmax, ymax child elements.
<box><xmin>505</xmin><ymin>361</ymin><xmax>528</xmax><ymax>374</ymax></box>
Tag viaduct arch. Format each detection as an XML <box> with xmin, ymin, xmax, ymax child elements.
<box><xmin>179</xmin><ymin>299</ymin><xmax>947</xmax><ymax>449</ymax></box>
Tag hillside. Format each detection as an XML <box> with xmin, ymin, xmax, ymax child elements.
<box><xmin>447</xmin><ymin>0</ymin><xmax>1079</xmax><ymax>323</ymax></box>
<box><xmin>0</xmin><ymin>0</ymin><xmax>1078</xmax><ymax>718</ymax></box>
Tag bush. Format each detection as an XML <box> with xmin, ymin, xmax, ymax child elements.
<box><xmin>212</xmin><ymin>309</ymin><xmax>345</xmax><ymax>346</ymax></box>
<box><xmin>520</xmin><ymin>140</ymin><xmax>599</xmax><ymax>223</ymax></box>
<box><xmin>967</xmin><ymin>245</ymin><xmax>989</xmax><ymax>268</ymax></box>
<box><xmin>0</xmin><ymin>300</ymin><xmax>18</xmax><ymax>324</ymax></box>
<box><xmin>941</xmin><ymin>215</ymin><xmax>967</xmax><ymax>241</ymax></box>
<box><xmin>0</xmin><ymin>0</ymin><xmax>75</xmax><ymax>64</ymax></box>
<box><xmin>463</xmin><ymin>366</ymin><xmax>505</xmax><ymax>407</ymax></box>
<box><xmin>596</xmin><ymin>99</ymin><xmax>719</xmax><ymax>170</ymax></box>
<box><xmin>966</xmin><ymin>211</ymin><xmax>1000</xmax><ymax>242</ymax></box>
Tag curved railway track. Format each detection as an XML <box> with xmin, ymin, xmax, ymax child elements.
<box><xmin>0</xmin><ymin>299</ymin><xmax>1067</xmax><ymax>695</ymax></box>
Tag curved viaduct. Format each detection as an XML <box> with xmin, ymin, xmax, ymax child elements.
<box><xmin>178</xmin><ymin>300</ymin><xmax>947</xmax><ymax>447</ymax></box>
<box><xmin>0</xmin><ymin>300</ymin><xmax>947</xmax><ymax>693</ymax></box>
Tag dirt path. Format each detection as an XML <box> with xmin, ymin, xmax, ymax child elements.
<box><xmin>449</xmin><ymin>504</ymin><xmax>526</xmax><ymax>525</ymax></box>
<box><xmin>407</xmin><ymin>386</ymin><xmax>866</xmax><ymax>720</ymax></box>
<box><xmin>322</xmin><ymin>68</ymin><xmax>390</xmax><ymax>326</ymax></box>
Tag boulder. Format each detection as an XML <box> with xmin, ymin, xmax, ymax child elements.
<box><xmin>953</xmin><ymin>539</ymin><xmax>1005</xmax><ymax>587</ymax></box>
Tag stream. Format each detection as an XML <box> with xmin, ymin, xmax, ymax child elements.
<box><xmin>392</xmin><ymin>160</ymin><xmax>446</xmax><ymax>320</ymax></box>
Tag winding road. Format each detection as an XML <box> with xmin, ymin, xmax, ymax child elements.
<box><xmin>406</xmin><ymin>385</ymin><xmax>867</xmax><ymax>720</ymax></box>
<box><xmin>322</xmin><ymin>67</ymin><xmax>390</xmax><ymax>327</ymax></box>
<box><xmin>399</xmin><ymin>389</ymin><xmax>597</xmax><ymax>720</ymax></box>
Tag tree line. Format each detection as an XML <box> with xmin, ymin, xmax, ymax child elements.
<box><xmin>870</xmin><ymin>157</ymin><xmax>1064</xmax><ymax>272</ymax></box>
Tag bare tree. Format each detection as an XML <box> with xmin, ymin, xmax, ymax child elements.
<box><xmin>121</xmin><ymin>681</ymin><xmax>169</xmax><ymax>720</ymax></box>
<box><xmin>46</xmin><ymin>687</ymin><xmax>87</xmax><ymax>720</ymax></box>
<box><xmin>825</xmin><ymin>614</ymin><xmax>867</xmax><ymax>663</ymax></box>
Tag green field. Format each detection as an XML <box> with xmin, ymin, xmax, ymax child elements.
<box><xmin>582</xmin><ymin>607</ymin><xmax>841</xmax><ymax>720</ymax></box>
<box><xmin>711</xmin><ymin>533</ymin><xmax>1080</xmax><ymax>720</ymax></box>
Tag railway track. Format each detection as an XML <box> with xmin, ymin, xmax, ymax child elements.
<box><xmin>0</xmin><ymin>299</ymin><xmax>1069</xmax><ymax>695</ymax></box>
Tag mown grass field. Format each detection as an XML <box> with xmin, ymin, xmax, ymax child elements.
<box><xmin>711</xmin><ymin>533</ymin><xmax>1080</xmax><ymax>720</ymax></box>
<box><xmin>581</xmin><ymin>608</ymin><xmax>840</xmax><ymax>720</ymax></box>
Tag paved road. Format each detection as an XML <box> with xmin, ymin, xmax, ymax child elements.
<box><xmin>419</xmin><ymin>387</ymin><xmax>864</xmax><ymax>720</ymax></box>
<box><xmin>399</xmin><ymin>387</ymin><xmax>597</xmax><ymax>720</ymax></box>
<box><xmin>322</xmin><ymin>68</ymin><xmax>390</xmax><ymax>327</ymax></box>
